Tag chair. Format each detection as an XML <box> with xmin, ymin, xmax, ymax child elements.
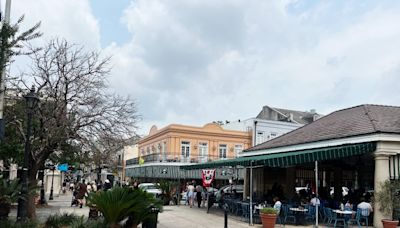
<box><xmin>324</xmin><ymin>208</ymin><xmax>334</xmax><ymax>226</ymax></box>
<box><xmin>305</xmin><ymin>206</ymin><xmax>316</xmax><ymax>223</ymax></box>
<box><xmin>235</xmin><ymin>201</ymin><xmax>243</xmax><ymax>216</ymax></box>
<box><xmin>241</xmin><ymin>203</ymin><xmax>250</xmax><ymax>222</ymax></box>
<box><xmin>331</xmin><ymin>210</ymin><xmax>347</xmax><ymax>228</ymax></box>
<box><xmin>282</xmin><ymin>204</ymin><xmax>296</xmax><ymax>225</ymax></box>
<box><xmin>347</xmin><ymin>208</ymin><xmax>361</xmax><ymax>228</ymax></box>
<box><xmin>359</xmin><ymin>208</ymin><xmax>370</xmax><ymax>227</ymax></box>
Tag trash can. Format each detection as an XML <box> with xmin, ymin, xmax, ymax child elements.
<box><xmin>142</xmin><ymin>206</ymin><xmax>160</xmax><ymax>228</ymax></box>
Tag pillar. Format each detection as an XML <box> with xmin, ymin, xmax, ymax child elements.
<box><xmin>373</xmin><ymin>153</ymin><xmax>391</xmax><ymax>228</ymax></box>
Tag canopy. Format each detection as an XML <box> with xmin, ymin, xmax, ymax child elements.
<box><xmin>180</xmin><ymin>142</ymin><xmax>376</xmax><ymax>170</ymax></box>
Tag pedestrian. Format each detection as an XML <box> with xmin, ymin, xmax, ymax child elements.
<box><xmin>103</xmin><ymin>179</ymin><xmax>112</xmax><ymax>191</ymax></box>
<box><xmin>187</xmin><ymin>182</ymin><xmax>195</xmax><ymax>208</ymax></box>
<box><xmin>76</xmin><ymin>180</ymin><xmax>87</xmax><ymax>208</ymax></box>
<box><xmin>196</xmin><ymin>185</ymin><xmax>203</xmax><ymax>208</ymax></box>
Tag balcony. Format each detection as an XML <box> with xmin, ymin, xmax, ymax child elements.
<box><xmin>125</xmin><ymin>154</ymin><xmax>236</xmax><ymax>166</ymax></box>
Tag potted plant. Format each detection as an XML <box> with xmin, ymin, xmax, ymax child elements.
<box><xmin>260</xmin><ymin>207</ymin><xmax>278</xmax><ymax>228</ymax></box>
<box><xmin>0</xmin><ymin>178</ymin><xmax>20</xmax><ymax>219</ymax></box>
<box><xmin>375</xmin><ymin>180</ymin><xmax>400</xmax><ymax>228</ymax></box>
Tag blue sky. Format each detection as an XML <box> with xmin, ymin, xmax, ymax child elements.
<box><xmin>9</xmin><ymin>0</ymin><xmax>400</xmax><ymax>135</ymax></box>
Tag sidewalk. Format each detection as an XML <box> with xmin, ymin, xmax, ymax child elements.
<box><xmin>9</xmin><ymin>191</ymin><xmax>89</xmax><ymax>222</ymax></box>
<box><xmin>9</xmin><ymin>193</ymin><xmax>326</xmax><ymax>227</ymax></box>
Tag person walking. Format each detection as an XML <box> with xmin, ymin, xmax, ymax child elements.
<box><xmin>196</xmin><ymin>185</ymin><xmax>203</xmax><ymax>208</ymax></box>
<box><xmin>187</xmin><ymin>182</ymin><xmax>195</xmax><ymax>208</ymax></box>
<box><xmin>76</xmin><ymin>180</ymin><xmax>87</xmax><ymax>208</ymax></box>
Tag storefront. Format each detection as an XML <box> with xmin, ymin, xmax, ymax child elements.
<box><xmin>181</xmin><ymin>105</ymin><xmax>400</xmax><ymax>228</ymax></box>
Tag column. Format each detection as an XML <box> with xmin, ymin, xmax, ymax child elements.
<box><xmin>373</xmin><ymin>153</ymin><xmax>391</xmax><ymax>228</ymax></box>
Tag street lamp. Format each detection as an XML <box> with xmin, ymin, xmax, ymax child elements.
<box><xmin>49</xmin><ymin>165</ymin><xmax>55</xmax><ymax>200</ymax></box>
<box><xmin>17</xmin><ymin>86</ymin><xmax>39</xmax><ymax>221</ymax></box>
<box><xmin>39</xmin><ymin>169</ymin><xmax>46</xmax><ymax>204</ymax></box>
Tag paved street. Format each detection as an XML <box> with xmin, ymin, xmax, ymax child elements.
<box><xmin>9</xmin><ymin>192</ymin><xmax>365</xmax><ymax>228</ymax></box>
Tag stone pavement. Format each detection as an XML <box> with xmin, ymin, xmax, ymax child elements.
<box><xmin>9</xmin><ymin>191</ymin><xmax>89</xmax><ymax>222</ymax></box>
<box><xmin>9</xmin><ymin>192</ymin><xmax>357</xmax><ymax>228</ymax></box>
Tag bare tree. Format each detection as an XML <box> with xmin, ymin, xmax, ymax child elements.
<box><xmin>7</xmin><ymin>39</ymin><xmax>140</xmax><ymax>218</ymax></box>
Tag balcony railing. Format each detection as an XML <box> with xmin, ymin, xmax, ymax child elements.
<box><xmin>125</xmin><ymin>154</ymin><xmax>235</xmax><ymax>166</ymax></box>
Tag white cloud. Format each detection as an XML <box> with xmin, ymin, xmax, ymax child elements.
<box><xmin>8</xmin><ymin>0</ymin><xmax>400</xmax><ymax>134</ymax></box>
<box><xmin>10</xmin><ymin>0</ymin><xmax>100</xmax><ymax>49</ymax></box>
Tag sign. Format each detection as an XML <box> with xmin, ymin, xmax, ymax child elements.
<box><xmin>202</xmin><ymin>169</ymin><xmax>216</xmax><ymax>187</ymax></box>
<box><xmin>57</xmin><ymin>163</ymin><xmax>69</xmax><ymax>172</ymax></box>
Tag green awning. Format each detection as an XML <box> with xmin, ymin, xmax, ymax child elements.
<box><xmin>180</xmin><ymin>142</ymin><xmax>376</xmax><ymax>170</ymax></box>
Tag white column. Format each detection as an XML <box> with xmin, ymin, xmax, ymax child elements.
<box><xmin>373</xmin><ymin>153</ymin><xmax>391</xmax><ymax>228</ymax></box>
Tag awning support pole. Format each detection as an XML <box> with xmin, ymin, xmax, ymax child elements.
<box><xmin>250</xmin><ymin>161</ymin><xmax>253</xmax><ymax>226</ymax></box>
<box><xmin>315</xmin><ymin>160</ymin><xmax>319</xmax><ymax>228</ymax></box>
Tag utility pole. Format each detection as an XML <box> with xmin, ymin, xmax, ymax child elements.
<box><xmin>0</xmin><ymin>0</ymin><xmax>11</xmax><ymax>140</ymax></box>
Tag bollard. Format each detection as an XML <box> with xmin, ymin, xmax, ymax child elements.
<box><xmin>224</xmin><ymin>203</ymin><xmax>228</xmax><ymax>228</ymax></box>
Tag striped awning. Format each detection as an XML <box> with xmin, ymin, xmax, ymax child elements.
<box><xmin>125</xmin><ymin>164</ymin><xmax>245</xmax><ymax>180</ymax></box>
<box><xmin>180</xmin><ymin>142</ymin><xmax>376</xmax><ymax>170</ymax></box>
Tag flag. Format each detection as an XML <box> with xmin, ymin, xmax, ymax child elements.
<box><xmin>139</xmin><ymin>157</ymin><xmax>144</xmax><ymax>165</ymax></box>
<box><xmin>202</xmin><ymin>169</ymin><xmax>216</xmax><ymax>187</ymax></box>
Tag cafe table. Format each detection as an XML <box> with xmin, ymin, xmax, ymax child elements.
<box><xmin>332</xmin><ymin>209</ymin><xmax>354</xmax><ymax>227</ymax></box>
<box><xmin>290</xmin><ymin>207</ymin><xmax>308</xmax><ymax>225</ymax></box>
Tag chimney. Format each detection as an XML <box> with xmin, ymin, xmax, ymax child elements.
<box><xmin>310</xmin><ymin>109</ymin><xmax>316</xmax><ymax>114</ymax></box>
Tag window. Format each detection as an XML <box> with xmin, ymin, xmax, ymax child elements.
<box><xmin>234</xmin><ymin>145</ymin><xmax>243</xmax><ymax>157</ymax></box>
<box><xmin>181</xmin><ymin>141</ymin><xmax>190</xmax><ymax>158</ymax></box>
<box><xmin>198</xmin><ymin>142</ymin><xmax>208</xmax><ymax>162</ymax></box>
<box><xmin>256</xmin><ymin>131</ymin><xmax>265</xmax><ymax>145</ymax></box>
<box><xmin>270</xmin><ymin>132</ymin><xmax>278</xmax><ymax>139</ymax></box>
<box><xmin>219</xmin><ymin>144</ymin><xmax>227</xmax><ymax>159</ymax></box>
<box><xmin>162</xmin><ymin>141</ymin><xmax>167</xmax><ymax>161</ymax></box>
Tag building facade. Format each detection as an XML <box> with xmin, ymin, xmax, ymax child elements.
<box><xmin>125</xmin><ymin>123</ymin><xmax>252</xmax><ymax>181</ymax></box>
<box><xmin>223</xmin><ymin>106</ymin><xmax>321</xmax><ymax>146</ymax></box>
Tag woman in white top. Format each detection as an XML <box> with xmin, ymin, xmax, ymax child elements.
<box><xmin>187</xmin><ymin>184</ymin><xmax>195</xmax><ymax>208</ymax></box>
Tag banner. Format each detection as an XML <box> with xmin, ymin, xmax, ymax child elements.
<box><xmin>202</xmin><ymin>169</ymin><xmax>216</xmax><ymax>187</ymax></box>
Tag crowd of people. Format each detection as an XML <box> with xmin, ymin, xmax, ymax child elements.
<box><xmin>63</xmin><ymin>179</ymin><xmax>114</xmax><ymax>208</ymax></box>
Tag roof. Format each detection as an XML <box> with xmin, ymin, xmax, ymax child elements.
<box><xmin>247</xmin><ymin>104</ymin><xmax>400</xmax><ymax>152</ymax></box>
<box><xmin>180</xmin><ymin>142</ymin><xmax>376</xmax><ymax>169</ymax></box>
<box><xmin>256</xmin><ymin>106</ymin><xmax>321</xmax><ymax>125</ymax></box>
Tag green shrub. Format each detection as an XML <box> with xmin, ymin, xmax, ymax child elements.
<box><xmin>44</xmin><ymin>212</ymin><xmax>82</xmax><ymax>228</ymax></box>
<box><xmin>260</xmin><ymin>207</ymin><xmax>278</xmax><ymax>214</ymax></box>
<box><xmin>86</xmin><ymin>187</ymin><xmax>162</xmax><ymax>227</ymax></box>
<box><xmin>0</xmin><ymin>219</ymin><xmax>39</xmax><ymax>228</ymax></box>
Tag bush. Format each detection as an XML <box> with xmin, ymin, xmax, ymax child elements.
<box><xmin>260</xmin><ymin>207</ymin><xmax>278</xmax><ymax>215</ymax></box>
<box><xmin>0</xmin><ymin>219</ymin><xmax>39</xmax><ymax>228</ymax></box>
<box><xmin>45</xmin><ymin>213</ymin><xmax>83</xmax><ymax>228</ymax></box>
<box><xmin>86</xmin><ymin>187</ymin><xmax>162</xmax><ymax>227</ymax></box>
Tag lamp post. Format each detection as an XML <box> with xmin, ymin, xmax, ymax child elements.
<box><xmin>49</xmin><ymin>165</ymin><xmax>55</xmax><ymax>200</ymax></box>
<box><xmin>39</xmin><ymin>169</ymin><xmax>46</xmax><ymax>204</ymax></box>
<box><xmin>17</xmin><ymin>86</ymin><xmax>39</xmax><ymax>221</ymax></box>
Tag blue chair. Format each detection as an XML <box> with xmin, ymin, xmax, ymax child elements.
<box><xmin>324</xmin><ymin>207</ymin><xmax>333</xmax><ymax>226</ymax></box>
<box><xmin>241</xmin><ymin>203</ymin><xmax>250</xmax><ymax>222</ymax></box>
<box><xmin>347</xmin><ymin>208</ymin><xmax>361</xmax><ymax>228</ymax></box>
<box><xmin>282</xmin><ymin>204</ymin><xmax>296</xmax><ymax>225</ymax></box>
<box><xmin>332</xmin><ymin>210</ymin><xmax>347</xmax><ymax>228</ymax></box>
<box><xmin>305</xmin><ymin>206</ymin><xmax>316</xmax><ymax>223</ymax></box>
<box><xmin>359</xmin><ymin>208</ymin><xmax>370</xmax><ymax>227</ymax></box>
<box><xmin>235</xmin><ymin>201</ymin><xmax>243</xmax><ymax>216</ymax></box>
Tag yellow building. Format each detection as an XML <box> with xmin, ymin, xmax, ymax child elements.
<box><xmin>125</xmin><ymin>123</ymin><xmax>251</xmax><ymax>181</ymax></box>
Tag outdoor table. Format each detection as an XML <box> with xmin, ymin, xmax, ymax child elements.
<box><xmin>290</xmin><ymin>208</ymin><xmax>308</xmax><ymax>225</ymax></box>
<box><xmin>333</xmin><ymin>209</ymin><xmax>354</xmax><ymax>227</ymax></box>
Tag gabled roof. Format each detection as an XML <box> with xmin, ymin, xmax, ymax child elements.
<box><xmin>256</xmin><ymin>106</ymin><xmax>321</xmax><ymax>125</ymax></box>
<box><xmin>247</xmin><ymin>104</ymin><xmax>400</xmax><ymax>152</ymax></box>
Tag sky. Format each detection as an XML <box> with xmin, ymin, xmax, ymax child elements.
<box><xmin>6</xmin><ymin>0</ymin><xmax>400</xmax><ymax>135</ymax></box>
